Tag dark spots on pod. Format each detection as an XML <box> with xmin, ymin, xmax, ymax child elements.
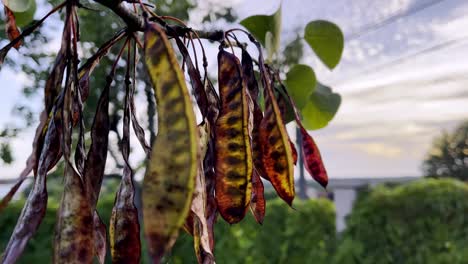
<box><xmin>226</xmin><ymin>171</ymin><xmax>244</xmax><ymax>180</ymax></box>
<box><xmin>226</xmin><ymin>75</ymin><xmax>240</xmax><ymax>87</ymax></box>
<box><xmin>165</xmin><ymin>182</ymin><xmax>186</xmax><ymax>192</ymax></box>
<box><xmin>156</xmin><ymin>196</ymin><xmax>178</xmax><ymax>212</ymax></box>
<box><xmin>224</xmin><ymin>207</ymin><xmax>245</xmax><ymax>220</ymax></box>
<box><xmin>270</xmin><ymin>151</ymin><xmax>282</xmax><ymax>161</ymax></box>
<box><xmin>266</xmin><ymin>122</ymin><xmax>275</xmax><ymax>131</ymax></box>
<box><xmin>225</xmin><ymin>86</ymin><xmax>242</xmax><ymax>102</ymax></box>
<box><xmin>156</xmin><ymin>204</ymin><xmax>166</xmax><ymax>211</ymax></box>
<box><xmin>228</xmin><ymin>142</ymin><xmax>241</xmax><ymax>152</ymax></box>
<box><xmin>171</xmin><ymin>144</ymin><xmax>190</xmax><ymax>155</ymax></box>
<box><xmin>160</xmin><ymin>78</ymin><xmax>178</xmax><ymax>97</ymax></box>
<box><xmin>311</xmin><ymin>165</ymin><xmax>321</xmax><ymax>177</ymax></box>
<box><xmin>273</xmin><ymin>162</ymin><xmax>286</xmax><ymax>173</ymax></box>
<box><xmin>148</xmin><ymin>39</ymin><xmax>165</xmax><ymax>62</ymax></box>
<box><xmin>228</xmin><ymin>101</ymin><xmax>241</xmax><ymax>110</ymax></box>
<box><xmin>226</xmin><ymin>129</ymin><xmax>240</xmax><ymax>139</ymax></box>
<box><xmin>304</xmin><ymin>145</ymin><xmax>315</xmax><ymax>155</ymax></box>
<box><xmin>167</xmin><ymin>130</ymin><xmax>186</xmax><ymax>141</ymax></box>
<box><xmin>268</xmin><ymin>135</ymin><xmax>278</xmax><ymax>145</ymax></box>
<box><xmin>78</xmin><ymin>248</ymin><xmax>89</xmax><ymax>262</ymax></box>
<box><xmin>226</xmin><ymin>186</ymin><xmax>244</xmax><ymax>197</ymax></box>
<box><xmin>166</xmin><ymin>97</ymin><xmax>183</xmax><ymax>108</ymax></box>
<box><xmin>225</xmin><ymin>156</ymin><xmax>242</xmax><ymax>165</ymax></box>
<box><xmin>237</xmin><ymin>182</ymin><xmax>248</xmax><ymax>190</ymax></box>
<box><xmin>227</xmin><ymin>115</ymin><xmax>240</xmax><ymax>125</ymax></box>
<box><xmin>166</xmin><ymin>111</ymin><xmax>185</xmax><ymax>124</ymax></box>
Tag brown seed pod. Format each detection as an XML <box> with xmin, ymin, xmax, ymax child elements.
<box><xmin>258</xmin><ymin>76</ymin><xmax>295</xmax><ymax>206</ymax></box>
<box><xmin>215</xmin><ymin>49</ymin><xmax>253</xmax><ymax>224</ymax></box>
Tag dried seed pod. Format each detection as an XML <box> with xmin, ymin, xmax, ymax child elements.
<box><xmin>83</xmin><ymin>82</ymin><xmax>109</xmax><ymax>208</ymax></box>
<box><xmin>241</xmin><ymin>48</ymin><xmax>267</xmax><ymax>180</ymax></box>
<box><xmin>3</xmin><ymin>7</ymin><xmax>22</xmax><ymax>49</ymax></box>
<box><xmin>109</xmin><ymin>49</ymin><xmax>142</xmax><ymax>263</ymax></box>
<box><xmin>190</xmin><ymin>123</ymin><xmax>215</xmax><ymax>263</ymax></box>
<box><xmin>290</xmin><ymin>140</ymin><xmax>298</xmax><ymax>165</ymax></box>
<box><xmin>300</xmin><ymin>126</ymin><xmax>328</xmax><ymax>188</ymax></box>
<box><xmin>53</xmin><ymin>164</ymin><xmax>94</xmax><ymax>264</ymax></box>
<box><xmin>203</xmin><ymin>138</ymin><xmax>217</xmax><ymax>251</ymax></box>
<box><xmin>259</xmin><ymin>76</ymin><xmax>295</xmax><ymax>206</ymax></box>
<box><xmin>277</xmin><ymin>83</ymin><xmax>329</xmax><ymax>189</ymax></box>
<box><xmin>215</xmin><ymin>49</ymin><xmax>253</xmax><ymax>224</ymax></box>
<box><xmin>109</xmin><ymin>167</ymin><xmax>141</xmax><ymax>264</ymax></box>
<box><xmin>250</xmin><ymin>170</ymin><xmax>266</xmax><ymax>224</ymax></box>
<box><xmin>93</xmin><ymin>212</ymin><xmax>107</xmax><ymax>264</ymax></box>
<box><xmin>143</xmin><ymin>23</ymin><xmax>199</xmax><ymax>261</ymax></box>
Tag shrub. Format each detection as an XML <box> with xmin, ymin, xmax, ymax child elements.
<box><xmin>170</xmin><ymin>198</ymin><xmax>336</xmax><ymax>264</ymax></box>
<box><xmin>333</xmin><ymin>178</ymin><xmax>468</xmax><ymax>264</ymax></box>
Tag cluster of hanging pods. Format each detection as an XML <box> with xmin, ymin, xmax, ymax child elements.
<box><xmin>0</xmin><ymin>2</ymin><xmax>328</xmax><ymax>263</ymax></box>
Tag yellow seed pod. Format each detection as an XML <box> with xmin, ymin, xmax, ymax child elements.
<box><xmin>143</xmin><ymin>23</ymin><xmax>199</xmax><ymax>261</ymax></box>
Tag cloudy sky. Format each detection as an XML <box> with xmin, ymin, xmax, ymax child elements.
<box><xmin>1</xmin><ymin>0</ymin><xmax>467</xmax><ymax>181</ymax></box>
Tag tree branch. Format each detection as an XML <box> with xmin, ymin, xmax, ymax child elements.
<box><xmin>93</xmin><ymin>0</ymin><xmax>145</xmax><ymax>30</ymax></box>
<box><xmin>91</xmin><ymin>0</ymin><xmax>225</xmax><ymax>42</ymax></box>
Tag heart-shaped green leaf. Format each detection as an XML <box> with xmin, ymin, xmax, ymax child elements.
<box><xmin>284</xmin><ymin>64</ymin><xmax>316</xmax><ymax>109</ymax></box>
<box><xmin>13</xmin><ymin>0</ymin><xmax>36</xmax><ymax>27</ymax></box>
<box><xmin>304</xmin><ymin>20</ymin><xmax>344</xmax><ymax>69</ymax></box>
<box><xmin>240</xmin><ymin>3</ymin><xmax>282</xmax><ymax>55</ymax></box>
<box><xmin>301</xmin><ymin>82</ymin><xmax>341</xmax><ymax>130</ymax></box>
<box><xmin>2</xmin><ymin>0</ymin><xmax>32</xmax><ymax>12</ymax></box>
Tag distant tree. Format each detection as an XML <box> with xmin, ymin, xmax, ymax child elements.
<box><xmin>422</xmin><ymin>121</ymin><xmax>468</xmax><ymax>181</ymax></box>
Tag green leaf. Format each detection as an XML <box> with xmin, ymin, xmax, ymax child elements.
<box><xmin>240</xmin><ymin>3</ymin><xmax>281</xmax><ymax>55</ymax></box>
<box><xmin>2</xmin><ymin>0</ymin><xmax>32</xmax><ymax>12</ymax></box>
<box><xmin>301</xmin><ymin>82</ymin><xmax>341</xmax><ymax>130</ymax></box>
<box><xmin>13</xmin><ymin>0</ymin><xmax>36</xmax><ymax>27</ymax></box>
<box><xmin>0</xmin><ymin>142</ymin><xmax>13</xmax><ymax>164</ymax></box>
<box><xmin>284</xmin><ymin>64</ymin><xmax>316</xmax><ymax>109</ymax></box>
<box><xmin>304</xmin><ymin>20</ymin><xmax>344</xmax><ymax>69</ymax></box>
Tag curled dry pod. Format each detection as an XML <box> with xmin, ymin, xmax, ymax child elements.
<box><xmin>109</xmin><ymin>167</ymin><xmax>141</xmax><ymax>264</ymax></box>
<box><xmin>143</xmin><ymin>23</ymin><xmax>198</xmax><ymax>261</ymax></box>
<box><xmin>259</xmin><ymin>76</ymin><xmax>295</xmax><ymax>205</ymax></box>
<box><xmin>290</xmin><ymin>140</ymin><xmax>298</xmax><ymax>165</ymax></box>
<box><xmin>215</xmin><ymin>49</ymin><xmax>253</xmax><ymax>224</ymax></box>
<box><xmin>93</xmin><ymin>212</ymin><xmax>107</xmax><ymax>264</ymax></box>
<box><xmin>250</xmin><ymin>170</ymin><xmax>266</xmax><ymax>224</ymax></box>
<box><xmin>203</xmin><ymin>138</ymin><xmax>217</xmax><ymax>251</ymax></box>
<box><xmin>277</xmin><ymin>83</ymin><xmax>329</xmax><ymax>189</ymax></box>
<box><xmin>109</xmin><ymin>54</ymin><xmax>142</xmax><ymax>263</ymax></box>
<box><xmin>299</xmin><ymin>126</ymin><xmax>328</xmax><ymax>188</ymax></box>
<box><xmin>53</xmin><ymin>164</ymin><xmax>94</xmax><ymax>264</ymax></box>
<box><xmin>191</xmin><ymin>123</ymin><xmax>215</xmax><ymax>263</ymax></box>
<box><xmin>3</xmin><ymin>7</ymin><xmax>22</xmax><ymax>49</ymax></box>
<box><xmin>241</xmin><ymin>49</ymin><xmax>267</xmax><ymax>181</ymax></box>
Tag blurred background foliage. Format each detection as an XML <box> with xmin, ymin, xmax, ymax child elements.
<box><xmin>422</xmin><ymin>121</ymin><xmax>468</xmax><ymax>182</ymax></box>
<box><xmin>1</xmin><ymin>178</ymin><xmax>468</xmax><ymax>263</ymax></box>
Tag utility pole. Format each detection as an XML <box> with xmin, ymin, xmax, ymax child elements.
<box><xmin>296</xmin><ymin>126</ymin><xmax>308</xmax><ymax>200</ymax></box>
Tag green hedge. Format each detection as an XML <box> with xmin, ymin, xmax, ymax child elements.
<box><xmin>1</xmin><ymin>195</ymin><xmax>335</xmax><ymax>263</ymax></box>
<box><xmin>333</xmin><ymin>179</ymin><xmax>468</xmax><ymax>264</ymax></box>
<box><xmin>170</xmin><ymin>198</ymin><xmax>336</xmax><ymax>264</ymax></box>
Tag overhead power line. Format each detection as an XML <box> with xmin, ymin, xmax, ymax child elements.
<box><xmin>345</xmin><ymin>0</ymin><xmax>448</xmax><ymax>41</ymax></box>
<box><xmin>334</xmin><ymin>35</ymin><xmax>468</xmax><ymax>85</ymax></box>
